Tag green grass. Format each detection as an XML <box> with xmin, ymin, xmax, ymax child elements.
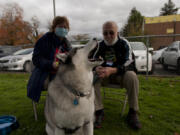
<box><xmin>0</xmin><ymin>73</ymin><xmax>180</xmax><ymax>135</ymax></box>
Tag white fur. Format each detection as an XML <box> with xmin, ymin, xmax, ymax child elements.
<box><xmin>45</xmin><ymin>39</ymin><xmax>102</xmax><ymax>135</ymax></box>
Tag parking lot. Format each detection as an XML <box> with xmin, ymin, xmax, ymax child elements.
<box><xmin>152</xmin><ymin>63</ymin><xmax>177</xmax><ymax>76</ymax></box>
<box><xmin>0</xmin><ymin>63</ymin><xmax>179</xmax><ymax>77</ymax></box>
<box><xmin>1</xmin><ymin>37</ymin><xmax>180</xmax><ymax>76</ymax></box>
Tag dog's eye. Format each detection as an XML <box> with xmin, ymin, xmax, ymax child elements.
<box><xmin>71</xmin><ymin>48</ymin><xmax>77</xmax><ymax>52</ymax></box>
<box><xmin>75</xmin><ymin>46</ymin><xmax>84</xmax><ymax>50</ymax></box>
<box><xmin>64</xmin><ymin>56</ymin><xmax>72</xmax><ymax>64</ymax></box>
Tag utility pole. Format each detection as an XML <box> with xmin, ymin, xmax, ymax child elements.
<box><xmin>173</xmin><ymin>18</ymin><xmax>176</xmax><ymax>41</ymax></box>
<box><xmin>142</xmin><ymin>18</ymin><xmax>145</xmax><ymax>35</ymax></box>
<box><xmin>53</xmin><ymin>0</ymin><xmax>56</xmax><ymax>18</ymax></box>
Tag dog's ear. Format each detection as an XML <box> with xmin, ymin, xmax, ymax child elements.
<box><xmin>63</xmin><ymin>48</ymin><xmax>77</xmax><ymax>64</ymax></box>
<box><xmin>56</xmin><ymin>48</ymin><xmax>78</xmax><ymax>64</ymax></box>
<box><xmin>56</xmin><ymin>53</ymin><xmax>69</xmax><ymax>63</ymax></box>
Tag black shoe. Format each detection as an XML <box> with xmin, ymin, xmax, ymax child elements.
<box><xmin>127</xmin><ymin>109</ymin><xmax>142</xmax><ymax>130</ymax></box>
<box><xmin>94</xmin><ymin>110</ymin><xmax>104</xmax><ymax>129</ymax></box>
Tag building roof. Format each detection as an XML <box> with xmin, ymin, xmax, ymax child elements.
<box><xmin>145</xmin><ymin>14</ymin><xmax>180</xmax><ymax>24</ymax></box>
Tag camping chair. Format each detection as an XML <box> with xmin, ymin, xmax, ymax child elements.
<box><xmin>32</xmin><ymin>86</ymin><xmax>128</xmax><ymax>120</ymax></box>
<box><xmin>32</xmin><ymin>101</ymin><xmax>38</xmax><ymax>121</ymax></box>
<box><xmin>32</xmin><ymin>74</ymin><xmax>49</xmax><ymax>121</ymax></box>
<box><xmin>102</xmin><ymin>84</ymin><xmax>128</xmax><ymax>116</ymax></box>
<box><xmin>32</xmin><ymin>82</ymin><xmax>128</xmax><ymax>120</ymax></box>
<box><xmin>32</xmin><ymin>91</ymin><xmax>47</xmax><ymax>121</ymax></box>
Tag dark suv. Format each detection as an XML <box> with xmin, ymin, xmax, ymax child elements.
<box><xmin>0</xmin><ymin>46</ymin><xmax>22</xmax><ymax>58</ymax></box>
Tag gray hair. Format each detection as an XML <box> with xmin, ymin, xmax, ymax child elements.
<box><xmin>102</xmin><ymin>21</ymin><xmax>118</xmax><ymax>30</ymax></box>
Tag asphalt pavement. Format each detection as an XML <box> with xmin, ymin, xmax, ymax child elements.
<box><xmin>153</xmin><ymin>63</ymin><xmax>177</xmax><ymax>76</ymax></box>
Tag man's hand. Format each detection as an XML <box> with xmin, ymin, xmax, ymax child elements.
<box><xmin>95</xmin><ymin>66</ymin><xmax>117</xmax><ymax>78</ymax></box>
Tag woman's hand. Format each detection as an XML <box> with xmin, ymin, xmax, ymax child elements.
<box><xmin>52</xmin><ymin>61</ymin><xmax>59</xmax><ymax>70</ymax></box>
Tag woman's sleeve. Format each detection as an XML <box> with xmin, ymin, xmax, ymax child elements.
<box><xmin>32</xmin><ymin>36</ymin><xmax>54</xmax><ymax>71</ymax></box>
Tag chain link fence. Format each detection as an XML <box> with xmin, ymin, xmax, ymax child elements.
<box><xmin>0</xmin><ymin>34</ymin><xmax>180</xmax><ymax>77</ymax></box>
<box><xmin>126</xmin><ymin>34</ymin><xmax>180</xmax><ymax>79</ymax></box>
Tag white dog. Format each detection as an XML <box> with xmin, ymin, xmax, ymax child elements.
<box><xmin>45</xmin><ymin>39</ymin><xmax>103</xmax><ymax>135</ymax></box>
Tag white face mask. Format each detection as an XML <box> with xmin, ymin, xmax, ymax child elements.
<box><xmin>104</xmin><ymin>36</ymin><xmax>118</xmax><ymax>46</ymax></box>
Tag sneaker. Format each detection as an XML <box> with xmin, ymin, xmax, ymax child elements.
<box><xmin>94</xmin><ymin>110</ymin><xmax>104</xmax><ymax>129</ymax></box>
<box><xmin>127</xmin><ymin>109</ymin><xmax>142</xmax><ymax>130</ymax></box>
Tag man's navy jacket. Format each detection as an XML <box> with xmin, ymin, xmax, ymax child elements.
<box><xmin>95</xmin><ymin>36</ymin><xmax>134</xmax><ymax>75</ymax></box>
<box><xmin>27</xmin><ymin>32</ymin><xmax>71</xmax><ymax>102</ymax></box>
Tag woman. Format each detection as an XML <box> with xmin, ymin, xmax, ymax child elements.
<box><xmin>27</xmin><ymin>16</ymin><xmax>72</xmax><ymax>102</ymax></box>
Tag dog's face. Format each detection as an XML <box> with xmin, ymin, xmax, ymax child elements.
<box><xmin>57</xmin><ymin>38</ymin><xmax>103</xmax><ymax>70</ymax></box>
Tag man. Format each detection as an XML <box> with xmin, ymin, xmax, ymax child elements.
<box><xmin>94</xmin><ymin>21</ymin><xmax>142</xmax><ymax>130</ymax></box>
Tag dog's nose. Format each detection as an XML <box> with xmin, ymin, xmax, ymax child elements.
<box><xmin>93</xmin><ymin>38</ymin><xmax>97</xmax><ymax>41</ymax></box>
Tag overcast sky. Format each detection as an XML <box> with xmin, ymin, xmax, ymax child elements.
<box><xmin>0</xmin><ymin>0</ymin><xmax>180</xmax><ymax>36</ymax></box>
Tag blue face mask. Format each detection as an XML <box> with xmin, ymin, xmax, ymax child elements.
<box><xmin>55</xmin><ymin>27</ymin><xmax>68</xmax><ymax>37</ymax></box>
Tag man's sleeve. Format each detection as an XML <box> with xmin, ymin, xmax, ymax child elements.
<box><xmin>123</xmin><ymin>39</ymin><xmax>133</xmax><ymax>67</ymax></box>
<box><xmin>117</xmin><ymin>38</ymin><xmax>134</xmax><ymax>75</ymax></box>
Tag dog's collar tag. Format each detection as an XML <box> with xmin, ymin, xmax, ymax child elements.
<box><xmin>73</xmin><ymin>98</ymin><xmax>79</xmax><ymax>105</ymax></box>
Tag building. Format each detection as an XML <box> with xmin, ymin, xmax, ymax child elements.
<box><xmin>144</xmin><ymin>14</ymin><xmax>180</xmax><ymax>50</ymax></box>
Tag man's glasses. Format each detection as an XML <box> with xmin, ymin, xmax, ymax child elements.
<box><xmin>103</xmin><ymin>31</ymin><xmax>115</xmax><ymax>36</ymax></box>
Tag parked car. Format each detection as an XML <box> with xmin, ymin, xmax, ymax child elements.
<box><xmin>72</xmin><ymin>44</ymin><xmax>86</xmax><ymax>48</ymax></box>
<box><xmin>152</xmin><ymin>47</ymin><xmax>167</xmax><ymax>63</ymax></box>
<box><xmin>161</xmin><ymin>41</ymin><xmax>180</xmax><ymax>74</ymax></box>
<box><xmin>0</xmin><ymin>48</ymin><xmax>34</xmax><ymax>72</ymax></box>
<box><xmin>0</xmin><ymin>45</ymin><xmax>22</xmax><ymax>58</ymax></box>
<box><xmin>129</xmin><ymin>42</ymin><xmax>153</xmax><ymax>73</ymax></box>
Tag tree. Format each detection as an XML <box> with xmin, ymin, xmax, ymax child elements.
<box><xmin>0</xmin><ymin>3</ymin><xmax>42</xmax><ymax>45</ymax></box>
<box><xmin>47</xmin><ymin>19</ymin><xmax>52</xmax><ymax>32</ymax></box>
<box><xmin>120</xmin><ymin>7</ymin><xmax>144</xmax><ymax>38</ymax></box>
<box><xmin>160</xmin><ymin>0</ymin><xmax>179</xmax><ymax>16</ymax></box>
<box><xmin>28</xmin><ymin>16</ymin><xmax>43</xmax><ymax>43</ymax></box>
<box><xmin>72</xmin><ymin>34</ymin><xmax>90</xmax><ymax>41</ymax></box>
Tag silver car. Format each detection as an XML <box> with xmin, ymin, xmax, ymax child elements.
<box><xmin>0</xmin><ymin>48</ymin><xmax>34</xmax><ymax>72</ymax></box>
<box><xmin>161</xmin><ymin>41</ymin><xmax>180</xmax><ymax>74</ymax></box>
<box><xmin>152</xmin><ymin>47</ymin><xmax>167</xmax><ymax>63</ymax></box>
